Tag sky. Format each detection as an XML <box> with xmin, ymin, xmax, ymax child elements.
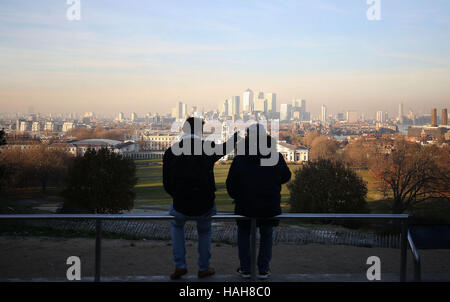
<box><xmin>0</xmin><ymin>0</ymin><xmax>450</xmax><ymax>118</ymax></box>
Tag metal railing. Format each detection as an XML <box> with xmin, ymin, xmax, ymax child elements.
<box><xmin>0</xmin><ymin>213</ymin><xmax>409</xmax><ymax>282</ymax></box>
<box><xmin>407</xmin><ymin>230</ymin><xmax>421</xmax><ymax>282</ymax></box>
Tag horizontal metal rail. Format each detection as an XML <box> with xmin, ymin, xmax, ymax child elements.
<box><xmin>0</xmin><ymin>213</ymin><xmax>408</xmax><ymax>282</ymax></box>
<box><xmin>0</xmin><ymin>213</ymin><xmax>408</xmax><ymax>220</ymax></box>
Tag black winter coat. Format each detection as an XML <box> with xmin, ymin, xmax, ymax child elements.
<box><xmin>226</xmin><ymin>152</ymin><xmax>291</xmax><ymax>227</ymax></box>
<box><xmin>163</xmin><ymin>135</ymin><xmax>237</xmax><ymax>216</ymax></box>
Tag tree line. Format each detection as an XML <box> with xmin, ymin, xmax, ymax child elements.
<box><xmin>65</xmin><ymin>126</ymin><xmax>131</xmax><ymax>141</ymax></box>
<box><xmin>0</xmin><ymin>130</ymin><xmax>137</xmax><ymax>214</ymax></box>
<box><xmin>286</xmin><ymin>130</ymin><xmax>449</xmax><ymax>215</ymax></box>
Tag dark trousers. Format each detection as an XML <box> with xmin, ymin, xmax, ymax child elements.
<box><xmin>237</xmin><ymin>224</ymin><xmax>273</xmax><ymax>273</ymax></box>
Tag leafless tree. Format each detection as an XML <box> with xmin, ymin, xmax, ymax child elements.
<box><xmin>370</xmin><ymin>139</ymin><xmax>449</xmax><ymax>213</ymax></box>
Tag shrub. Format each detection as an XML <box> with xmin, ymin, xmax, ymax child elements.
<box><xmin>288</xmin><ymin>159</ymin><xmax>368</xmax><ymax>214</ymax></box>
<box><xmin>61</xmin><ymin>148</ymin><xmax>137</xmax><ymax>213</ymax></box>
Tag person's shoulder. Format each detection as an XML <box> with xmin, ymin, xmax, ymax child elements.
<box><xmin>276</xmin><ymin>152</ymin><xmax>287</xmax><ymax>163</ymax></box>
<box><xmin>163</xmin><ymin>146</ymin><xmax>174</xmax><ymax>158</ymax></box>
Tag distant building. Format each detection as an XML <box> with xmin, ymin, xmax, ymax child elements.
<box><xmin>69</xmin><ymin>139</ymin><xmax>139</xmax><ymax>157</ymax></box>
<box><xmin>431</xmin><ymin>108</ymin><xmax>437</xmax><ymax>127</ymax></box>
<box><xmin>49</xmin><ymin>142</ymin><xmax>78</xmax><ymax>156</ymax></box>
<box><xmin>292</xmin><ymin>99</ymin><xmax>306</xmax><ymax>112</ymax></box>
<box><xmin>254</xmin><ymin>92</ymin><xmax>267</xmax><ymax>113</ymax></box>
<box><xmin>346</xmin><ymin>111</ymin><xmax>358</xmax><ymax>123</ymax></box>
<box><xmin>19</xmin><ymin>121</ymin><xmax>31</xmax><ymax>132</ymax></box>
<box><xmin>321</xmin><ymin>105</ymin><xmax>327</xmax><ymax>124</ymax></box>
<box><xmin>280</xmin><ymin>104</ymin><xmax>292</xmax><ymax>121</ymax></box>
<box><xmin>264</xmin><ymin>93</ymin><xmax>276</xmax><ymax>114</ymax></box>
<box><xmin>0</xmin><ymin>140</ymin><xmax>40</xmax><ymax>151</ymax></box>
<box><xmin>376</xmin><ymin>111</ymin><xmax>387</xmax><ymax>123</ymax></box>
<box><xmin>277</xmin><ymin>142</ymin><xmax>309</xmax><ymax>163</ymax></box>
<box><xmin>442</xmin><ymin>108</ymin><xmax>448</xmax><ymax>126</ymax></box>
<box><xmin>407</xmin><ymin>125</ymin><xmax>448</xmax><ymax>140</ymax></box>
<box><xmin>228</xmin><ymin>96</ymin><xmax>240</xmax><ymax>116</ymax></box>
<box><xmin>44</xmin><ymin>122</ymin><xmax>55</xmax><ymax>132</ymax></box>
<box><xmin>140</xmin><ymin>134</ymin><xmax>177</xmax><ymax>151</ymax></box>
<box><xmin>220</xmin><ymin>99</ymin><xmax>229</xmax><ymax>116</ymax></box>
<box><xmin>32</xmin><ymin>121</ymin><xmax>41</xmax><ymax>132</ymax></box>
<box><xmin>398</xmin><ymin>103</ymin><xmax>404</xmax><ymax>123</ymax></box>
<box><xmin>62</xmin><ymin>122</ymin><xmax>75</xmax><ymax>132</ymax></box>
<box><xmin>172</xmin><ymin>101</ymin><xmax>187</xmax><ymax>120</ymax></box>
<box><xmin>335</xmin><ymin>112</ymin><xmax>345</xmax><ymax>122</ymax></box>
<box><xmin>243</xmin><ymin>89</ymin><xmax>254</xmax><ymax>113</ymax></box>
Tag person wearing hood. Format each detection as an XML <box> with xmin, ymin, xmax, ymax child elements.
<box><xmin>226</xmin><ymin>123</ymin><xmax>291</xmax><ymax>279</ymax></box>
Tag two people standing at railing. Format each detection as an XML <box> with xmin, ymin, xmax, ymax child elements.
<box><xmin>163</xmin><ymin>117</ymin><xmax>291</xmax><ymax>280</ymax></box>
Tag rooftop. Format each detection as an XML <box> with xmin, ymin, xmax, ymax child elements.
<box><xmin>70</xmin><ymin>139</ymin><xmax>122</xmax><ymax>146</ymax></box>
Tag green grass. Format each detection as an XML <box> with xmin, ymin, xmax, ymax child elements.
<box><xmin>133</xmin><ymin>160</ymin><xmax>302</xmax><ymax>212</ymax></box>
<box><xmin>132</xmin><ymin>162</ymin><xmax>398</xmax><ymax>214</ymax></box>
<box><xmin>353</xmin><ymin>169</ymin><xmax>386</xmax><ymax>202</ymax></box>
<box><xmin>134</xmin><ymin>164</ymin><xmax>172</xmax><ymax>207</ymax></box>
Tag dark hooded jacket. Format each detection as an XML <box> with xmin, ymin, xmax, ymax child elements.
<box><xmin>226</xmin><ymin>136</ymin><xmax>291</xmax><ymax>226</ymax></box>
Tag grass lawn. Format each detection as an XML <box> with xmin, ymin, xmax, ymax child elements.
<box><xmin>133</xmin><ymin>161</ymin><xmax>397</xmax><ymax>214</ymax></box>
<box><xmin>134</xmin><ymin>160</ymin><xmax>302</xmax><ymax>212</ymax></box>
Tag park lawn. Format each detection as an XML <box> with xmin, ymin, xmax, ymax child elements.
<box><xmin>3</xmin><ymin>162</ymin><xmax>388</xmax><ymax>214</ymax></box>
<box><xmin>133</xmin><ymin>160</ymin><xmax>301</xmax><ymax>212</ymax></box>
<box><xmin>354</xmin><ymin>169</ymin><xmax>385</xmax><ymax>202</ymax></box>
<box><xmin>133</xmin><ymin>161</ymin><xmax>388</xmax><ymax>213</ymax></box>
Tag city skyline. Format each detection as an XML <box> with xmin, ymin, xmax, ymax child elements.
<box><xmin>1</xmin><ymin>1</ymin><xmax>450</xmax><ymax>116</ymax></box>
<box><xmin>1</xmin><ymin>96</ymin><xmax>448</xmax><ymax>122</ymax></box>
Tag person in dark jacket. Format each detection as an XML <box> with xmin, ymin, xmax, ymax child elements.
<box><xmin>163</xmin><ymin>117</ymin><xmax>240</xmax><ymax>280</ymax></box>
<box><xmin>226</xmin><ymin>123</ymin><xmax>291</xmax><ymax>279</ymax></box>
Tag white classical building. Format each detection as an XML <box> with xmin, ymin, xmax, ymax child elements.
<box><xmin>68</xmin><ymin>139</ymin><xmax>139</xmax><ymax>157</ymax></box>
<box><xmin>62</xmin><ymin>122</ymin><xmax>75</xmax><ymax>132</ymax></box>
<box><xmin>140</xmin><ymin>134</ymin><xmax>177</xmax><ymax>151</ymax></box>
<box><xmin>277</xmin><ymin>141</ymin><xmax>309</xmax><ymax>163</ymax></box>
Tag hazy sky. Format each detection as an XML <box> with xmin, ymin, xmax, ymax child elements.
<box><xmin>1</xmin><ymin>0</ymin><xmax>450</xmax><ymax>117</ymax></box>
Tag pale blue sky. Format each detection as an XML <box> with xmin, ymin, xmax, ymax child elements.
<box><xmin>1</xmin><ymin>0</ymin><xmax>449</xmax><ymax>116</ymax></box>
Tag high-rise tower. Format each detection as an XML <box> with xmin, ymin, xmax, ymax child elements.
<box><xmin>431</xmin><ymin>108</ymin><xmax>437</xmax><ymax>127</ymax></box>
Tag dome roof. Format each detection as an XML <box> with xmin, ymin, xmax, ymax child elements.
<box><xmin>72</xmin><ymin>139</ymin><xmax>122</xmax><ymax>146</ymax></box>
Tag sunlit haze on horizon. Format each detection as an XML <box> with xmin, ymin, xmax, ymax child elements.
<box><xmin>1</xmin><ymin>0</ymin><xmax>450</xmax><ymax>117</ymax></box>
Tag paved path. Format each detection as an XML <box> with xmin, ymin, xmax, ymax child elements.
<box><xmin>3</xmin><ymin>273</ymin><xmax>450</xmax><ymax>282</ymax></box>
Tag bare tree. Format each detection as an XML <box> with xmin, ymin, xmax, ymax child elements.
<box><xmin>304</xmin><ymin>130</ymin><xmax>320</xmax><ymax>147</ymax></box>
<box><xmin>309</xmin><ymin>136</ymin><xmax>338</xmax><ymax>162</ymax></box>
<box><xmin>66</xmin><ymin>126</ymin><xmax>129</xmax><ymax>141</ymax></box>
<box><xmin>0</xmin><ymin>145</ymin><xmax>71</xmax><ymax>193</ymax></box>
<box><xmin>28</xmin><ymin>145</ymin><xmax>71</xmax><ymax>193</ymax></box>
<box><xmin>370</xmin><ymin>139</ymin><xmax>449</xmax><ymax>213</ymax></box>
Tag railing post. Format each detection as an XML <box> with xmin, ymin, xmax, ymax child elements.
<box><xmin>95</xmin><ymin>219</ymin><xmax>102</xmax><ymax>282</ymax></box>
<box><xmin>400</xmin><ymin>219</ymin><xmax>408</xmax><ymax>282</ymax></box>
<box><xmin>414</xmin><ymin>259</ymin><xmax>421</xmax><ymax>282</ymax></box>
<box><xmin>250</xmin><ymin>218</ymin><xmax>257</xmax><ymax>282</ymax></box>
